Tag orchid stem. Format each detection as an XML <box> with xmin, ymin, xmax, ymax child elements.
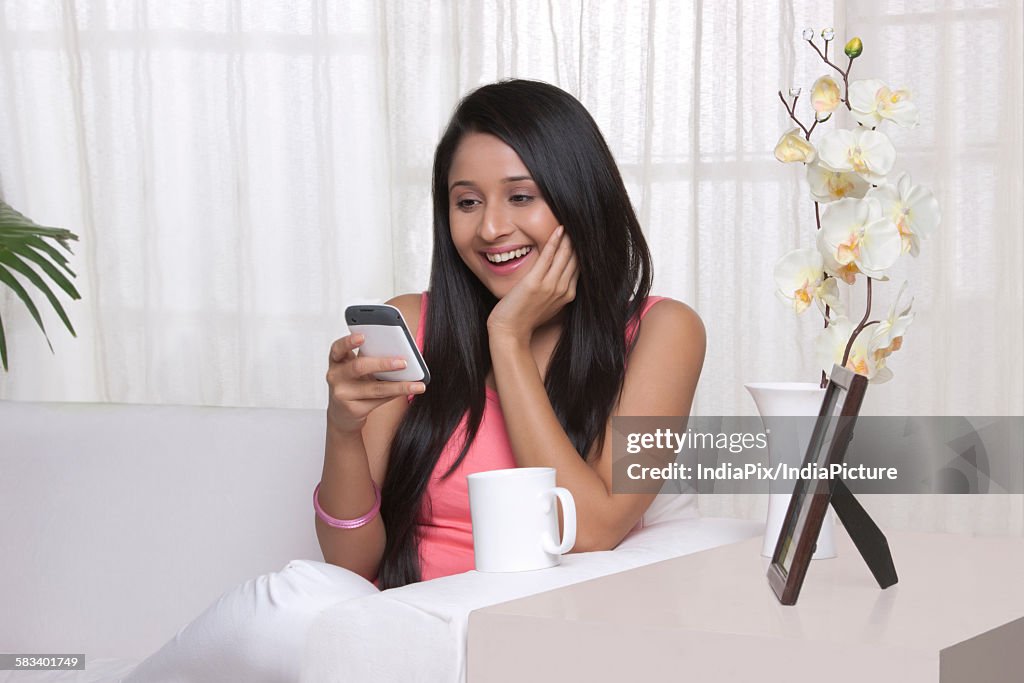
<box><xmin>822</xmin><ymin>299</ymin><xmax>831</xmax><ymax>388</ymax></box>
<box><xmin>777</xmin><ymin>90</ymin><xmax>811</xmax><ymax>138</ymax></box>
<box><xmin>840</xmin><ymin>277</ymin><xmax>875</xmax><ymax>368</ymax></box>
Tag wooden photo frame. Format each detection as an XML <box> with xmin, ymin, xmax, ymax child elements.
<box><xmin>766</xmin><ymin>364</ymin><xmax>868</xmax><ymax>606</ymax></box>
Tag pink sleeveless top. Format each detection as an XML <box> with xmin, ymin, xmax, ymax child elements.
<box><xmin>413</xmin><ymin>292</ymin><xmax>668</xmax><ymax>581</ymax></box>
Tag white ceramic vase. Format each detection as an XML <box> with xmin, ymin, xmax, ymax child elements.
<box><xmin>744</xmin><ymin>382</ymin><xmax>837</xmax><ymax>560</ymax></box>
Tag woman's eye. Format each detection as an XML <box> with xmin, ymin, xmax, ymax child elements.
<box><xmin>510</xmin><ymin>194</ymin><xmax>534</xmax><ymax>204</ymax></box>
<box><xmin>456</xmin><ymin>198</ymin><xmax>480</xmax><ymax>210</ymax></box>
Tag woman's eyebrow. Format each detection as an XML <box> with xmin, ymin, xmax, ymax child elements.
<box><xmin>448</xmin><ymin>176</ymin><xmax>534</xmax><ymax>192</ymax></box>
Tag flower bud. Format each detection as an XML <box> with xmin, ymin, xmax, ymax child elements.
<box><xmin>844</xmin><ymin>37</ymin><xmax>863</xmax><ymax>59</ymax></box>
<box><xmin>774</xmin><ymin>128</ymin><xmax>817</xmax><ymax>164</ymax></box>
<box><xmin>810</xmin><ymin>75</ymin><xmax>841</xmax><ymax>114</ymax></box>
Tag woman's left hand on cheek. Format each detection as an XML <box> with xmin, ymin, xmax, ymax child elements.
<box><xmin>487</xmin><ymin>226</ymin><xmax>578</xmax><ymax>343</ymax></box>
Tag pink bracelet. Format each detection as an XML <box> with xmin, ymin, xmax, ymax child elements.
<box><xmin>313</xmin><ymin>481</ymin><xmax>381</xmax><ymax>529</ymax></box>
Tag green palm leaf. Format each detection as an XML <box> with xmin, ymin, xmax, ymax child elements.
<box><xmin>19</xmin><ymin>234</ymin><xmax>77</xmax><ymax>277</ymax></box>
<box><xmin>0</xmin><ymin>314</ymin><xmax>7</xmax><ymax>371</ymax></box>
<box><xmin>4</xmin><ymin>238</ymin><xmax>80</xmax><ymax>299</ymax></box>
<box><xmin>0</xmin><ymin>199</ymin><xmax>80</xmax><ymax>371</ymax></box>
<box><xmin>0</xmin><ymin>265</ymin><xmax>52</xmax><ymax>353</ymax></box>
<box><xmin>0</xmin><ymin>250</ymin><xmax>77</xmax><ymax>337</ymax></box>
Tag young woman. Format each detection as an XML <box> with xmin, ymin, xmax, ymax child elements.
<box><xmin>125</xmin><ymin>79</ymin><xmax>704</xmax><ymax>681</ymax></box>
<box><xmin>318</xmin><ymin>78</ymin><xmax>705</xmax><ymax>588</ymax></box>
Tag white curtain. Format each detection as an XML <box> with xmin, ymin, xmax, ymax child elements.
<box><xmin>2</xmin><ymin>2</ymin><xmax>1021</xmax><ymax>528</ymax></box>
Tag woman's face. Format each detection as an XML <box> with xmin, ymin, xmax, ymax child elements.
<box><xmin>447</xmin><ymin>132</ymin><xmax>560</xmax><ymax>299</ymax></box>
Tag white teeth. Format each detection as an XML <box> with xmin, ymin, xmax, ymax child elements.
<box><xmin>486</xmin><ymin>246</ymin><xmax>532</xmax><ymax>263</ymax></box>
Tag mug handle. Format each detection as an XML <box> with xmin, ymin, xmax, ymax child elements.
<box><xmin>541</xmin><ymin>486</ymin><xmax>577</xmax><ymax>555</ymax></box>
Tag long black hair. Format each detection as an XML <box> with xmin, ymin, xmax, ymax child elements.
<box><xmin>377</xmin><ymin>79</ymin><xmax>653</xmax><ymax>589</ymax></box>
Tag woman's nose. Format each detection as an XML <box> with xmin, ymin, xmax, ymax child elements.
<box><xmin>478</xmin><ymin>203</ymin><xmax>514</xmax><ymax>242</ymax></box>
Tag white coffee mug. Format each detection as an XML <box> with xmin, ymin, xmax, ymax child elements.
<box><xmin>466</xmin><ymin>467</ymin><xmax>577</xmax><ymax>572</ymax></box>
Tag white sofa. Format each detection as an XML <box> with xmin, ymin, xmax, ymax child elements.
<box><xmin>0</xmin><ymin>400</ymin><xmax>762</xmax><ymax>682</ymax></box>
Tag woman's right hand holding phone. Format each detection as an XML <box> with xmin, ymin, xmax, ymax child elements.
<box><xmin>326</xmin><ymin>334</ymin><xmax>427</xmax><ymax>434</ymax></box>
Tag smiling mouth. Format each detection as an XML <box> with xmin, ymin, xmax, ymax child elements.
<box><xmin>483</xmin><ymin>246</ymin><xmax>533</xmax><ymax>263</ymax></box>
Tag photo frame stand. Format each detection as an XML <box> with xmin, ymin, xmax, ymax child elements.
<box><xmin>829</xmin><ymin>477</ymin><xmax>899</xmax><ymax>590</ymax></box>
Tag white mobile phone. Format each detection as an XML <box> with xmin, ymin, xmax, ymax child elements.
<box><xmin>345</xmin><ymin>304</ymin><xmax>430</xmax><ymax>384</ymax></box>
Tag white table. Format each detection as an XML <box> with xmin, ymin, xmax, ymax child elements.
<box><xmin>468</xmin><ymin>528</ymin><xmax>1024</xmax><ymax>682</ymax></box>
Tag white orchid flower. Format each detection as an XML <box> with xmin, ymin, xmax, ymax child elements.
<box><xmin>810</xmin><ymin>75</ymin><xmax>842</xmax><ymax>114</ymax></box>
<box><xmin>817</xmin><ymin>197</ymin><xmax>902</xmax><ymax>283</ymax></box>
<box><xmin>816</xmin><ymin>316</ymin><xmax>894</xmax><ymax>383</ymax></box>
<box><xmin>866</xmin><ymin>173</ymin><xmax>941</xmax><ymax>257</ymax></box>
<box><xmin>871</xmin><ymin>281</ymin><xmax>915</xmax><ymax>359</ymax></box>
<box><xmin>806</xmin><ymin>161</ymin><xmax>870</xmax><ymax>203</ymax></box>
<box><xmin>848</xmin><ymin>79</ymin><xmax>919</xmax><ymax>129</ymax></box>
<box><xmin>774</xmin><ymin>128</ymin><xmax>817</xmax><ymax>164</ymax></box>
<box><xmin>817</xmin><ymin>240</ymin><xmax>861</xmax><ymax>285</ymax></box>
<box><xmin>817</xmin><ymin>127</ymin><xmax>896</xmax><ymax>184</ymax></box>
<box><xmin>773</xmin><ymin>248</ymin><xmax>843</xmax><ymax>315</ymax></box>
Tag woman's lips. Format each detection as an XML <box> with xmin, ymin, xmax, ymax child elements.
<box><xmin>479</xmin><ymin>249</ymin><xmax>532</xmax><ymax>276</ymax></box>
